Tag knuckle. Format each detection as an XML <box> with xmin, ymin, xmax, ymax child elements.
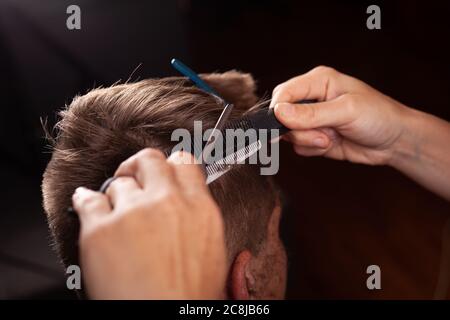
<box><xmin>115</xmin><ymin>160</ymin><xmax>130</xmax><ymax>176</ymax></box>
<box><xmin>106</xmin><ymin>176</ymin><xmax>134</xmax><ymax>195</ymax></box>
<box><xmin>134</xmin><ymin>148</ymin><xmax>168</xmax><ymax>171</ymax></box>
<box><xmin>171</xmin><ymin>150</ymin><xmax>196</xmax><ymax>164</ymax></box>
<box><xmin>78</xmin><ymin>194</ymin><xmax>98</xmax><ymax>211</ymax></box>
<box><xmin>139</xmin><ymin>148</ymin><xmax>165</xmax><ymax>161</ymax></box>
<box><xmin>145</xmin><ymin>186</ymin><xmax>183</xmax><ymax>209</ymax></box>
<box><xmin>312</xmin><ymin>65</ymin><xmax>337</xmax><ymax>77</ymax></box>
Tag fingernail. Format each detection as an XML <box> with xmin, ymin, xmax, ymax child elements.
<box><xmin>277</xmin><ymin>103</ymin><xmax>295</xmax><ymax>117</ymax></box>
<box><xmin>313</xmin><ymin>137</ymin><xmax>328</xmax><ymax>148</ymax></box>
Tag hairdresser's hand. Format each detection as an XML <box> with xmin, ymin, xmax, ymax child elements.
<box><xmin>272</xmin><ymin>66</ymin><xmax>450</xmax><ymax>200</ymax></box>
<box><xmin>72</xmin><ymin>149</ymin><xmax>227</xmax><ymax>299</ymax></box>
<box><xmin>271</xmin><ymin>66</ymin><xmax>410</xmax><ymax>166</ymax></box>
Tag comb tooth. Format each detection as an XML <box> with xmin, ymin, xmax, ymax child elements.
<box><xmin>223</xmin><ymin>117</ymin><xmax>252</xmax><ymax>132</ymax></box>
<box><xmin>219</xmin><ymin>140</ymin><xmax>260</xmax><ymax>166</ymax></box>
<box><xmin>207</xmin><ymin>163</ymin><xmax>230</xmax><ymax>178</ymax></box>
<box><xmin>205</xmin><ymin>137</ymin><xmax>262</xmax><ymax>184</ymax></box>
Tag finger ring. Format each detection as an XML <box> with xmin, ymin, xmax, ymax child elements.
<box><xmin>99</xmin><ymin>177</ymin><xmax>117</xmax><ymax>194</ymax></box>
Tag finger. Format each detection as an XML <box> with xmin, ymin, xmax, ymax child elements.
<box><xmin>292</xmin><ymin>145</ymin><xmax>329</xmax><ymax>157</ymax></box>
<box><xmin>270</xmin><ymin>66</ymin><xmax>352</xmax><ymax>108</ymax></box>
<box><xmin>72</xmin><ymin>187</ymin><xmax>112</xmax><ymax>223</ymax></box>
<box><xmin>274</xmin><ymin>95</ymin><xmax>355</xmax><ymax>130</ymax></box>
<box><xmin>105</xmin><ymin>176</ymin><xmax>142</xmax><ymax>210</ymax></box>
<box><xmin>114</xmin><ymin>148</ymin><xmax>176</xmax><ymax>191</ymax></box>
<box><xmin>286</xmin><ymin>130</ymin><xmax>331</xmax><ymax>149</ymax></box>
<box><xmin>168</xmin><ymin>151</ymin><xmax>209</xmax><ymax>197</ymax></box>
<box><xmin>318</xmin><ymin>127</ymin><xmax>341</xmax><ymax>143</ymax></box>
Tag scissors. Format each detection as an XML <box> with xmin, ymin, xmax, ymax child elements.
<box><xmin>171</xmin><ymin>58</ymin><xmax>234</xmax><ymax>168</ymax></box>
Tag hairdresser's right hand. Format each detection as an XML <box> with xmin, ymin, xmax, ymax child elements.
<box><xmin>271</xmin><ymin>66</ymin><xmax>411</xmax><ymax>166</ymax></box>
<box><xmin>72</xmin><ymin>149</ymin><xmax>227</xmax><ymax>299</ymax></box>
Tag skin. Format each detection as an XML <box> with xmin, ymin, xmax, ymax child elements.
<box><xmin>271</xmin><ymin>66</ymin><xmax>450</xmax><ymax>201</ymax></box>
<box><xmin>229</xmin><ymin>206</ymin><xmax>287</xmax><ymax>300</ymax></box>
<box><xmin>73</xmin><ymin>148</ymin><xmax>287</xmax><ymax>300</ymax></box>
<box><xmin>72</xmin><ymin>149</ymin><xmax>227</xmax><ymax>299</ymax></box>
<box><xmin>73</xmin><ymin>66</ymin><xmax>450</xmax><ymax>299</ymax></box>
<box><xmin>247</xmin><ymin>206</ymin><xmax>287</xmax><ymax>299</ymax></box>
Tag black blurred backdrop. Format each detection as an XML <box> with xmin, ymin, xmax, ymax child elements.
<box><xmin>0</xmin><ymin>0</ymin><xmax>449</xmax><ymax>299</ymax></box>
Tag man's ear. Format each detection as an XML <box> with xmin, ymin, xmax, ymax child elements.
<box><xmin>201</xmin><ymin>71</ymin><xmax>259</xmax><ymax>111</ymax></box>
<box><xmin>229</xmin><ymin>250</ymin><xmax>255</xmax><ymax>300</ymax></box>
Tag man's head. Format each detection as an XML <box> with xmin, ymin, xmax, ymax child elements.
<box><xmin>42</xmin><ymin>71</ymin><xmax>287</xmax><ymax>299</ymax></box>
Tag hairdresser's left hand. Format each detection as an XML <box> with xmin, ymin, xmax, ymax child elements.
<box><xmin>72</xmin><ymin>149</ymin><xmax>227</xmax><ymax>299</ymax></box>
<box><xmin>270</xmin><ymin>66</ymin><xmax>409</xmax><ymax>166</ymax></box>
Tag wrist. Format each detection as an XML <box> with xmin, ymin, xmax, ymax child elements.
<box><xmin>388</xmin><ymin>105</ymin><xmax>423</xmax><ymax>170</ymax></box>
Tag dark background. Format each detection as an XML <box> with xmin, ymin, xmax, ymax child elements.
<box><xmin>0</xmin><ymin>0</ymin><xmax>449</xmax><ymax>299</ymax></box>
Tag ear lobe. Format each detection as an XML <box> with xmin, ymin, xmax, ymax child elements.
<box><xmin>201</xmin><ymin>71</ymin><xmax>259</xmax><ymax>111</ymax></box>
<box><xmin>229</xmin><ymin>250</ymin><xmax>253</xmax><ymax>300</ymax></box>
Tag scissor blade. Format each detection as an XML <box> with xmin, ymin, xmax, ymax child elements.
<box><xmin>201</xmin><ymin>103</ymin><xmax>234</xmax><ymax>165</ymax></box>
<box><xmin>205</xmin><ymin>139</ymin><xmax>262</xmax><ymax>184</ymax></box>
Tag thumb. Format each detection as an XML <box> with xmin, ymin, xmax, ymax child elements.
<box><xmin>274</xmin><ymin>96</ymin><xmax>354</xmax><ymax>130</ymax></box>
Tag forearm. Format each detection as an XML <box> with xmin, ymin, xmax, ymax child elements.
<box><xmin>390</xmin><ymin>106</ymin><xmax>450</xmax><ymax>200</ymax></box>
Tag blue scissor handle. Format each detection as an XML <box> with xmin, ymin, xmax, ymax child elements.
<box><xmin>171</xmin><ymin>58</ymin><xmax>222</xmax><ymax>98</ymax></box>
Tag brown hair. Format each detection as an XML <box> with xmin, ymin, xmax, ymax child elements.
<box><xmin>42</xmin><ymin>71</ymin><xmax>277</xmax><ymax>268</ymax></box>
